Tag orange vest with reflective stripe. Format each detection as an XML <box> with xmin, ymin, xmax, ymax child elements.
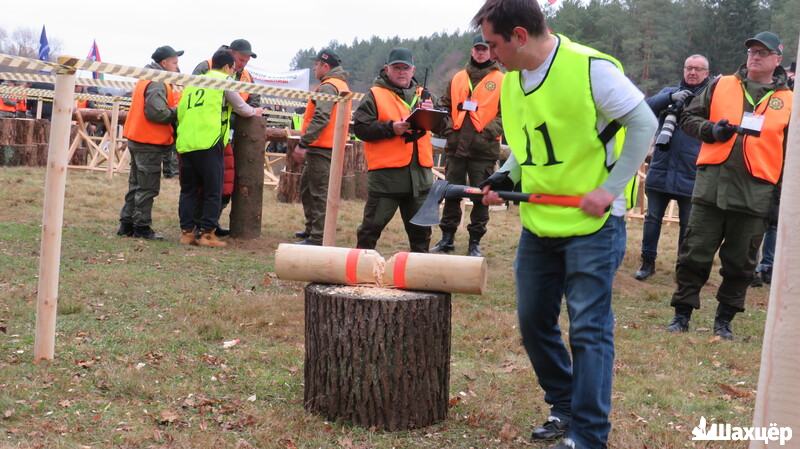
<box><xmin>301</xmin><ymin>77</ymin><xmax>350</xmax><ymax>149</ymax></box>
<box><xmin>0</xmin><ymin>98</ymin><xmax>16</xmax><ymax>112</ymax></box>
<box><xmin>123</xmin><ymin>80</ymin><xmax>177</xmax><ymax>146</ymax></box>
<box><xmin>206</xmin><ymin>59</ymin><xmax>253</xmax><ymax>102</ymax></box>
<box><xmin>450</xmin><ymin>69</ymin><xmax>503</xmax><ymax>133</ymax></box>
<box><xmin>364</xmin><ymin>86</ymin><xmax>433</xmax><ymax>170</ymax></box>
<box><xmin>698</xmin><ymin>75</ymin><xmax>792</xmax><ymax>184</ymax></box>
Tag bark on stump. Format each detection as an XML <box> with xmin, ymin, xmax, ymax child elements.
<box><xmin>230</xmin><ymin>115</ymin><xmax>267</xmax><ymax>239</ymax></box>
<box><xmin>304</xmin><ymin>283</ymin><xmax>452</xmax><ymax>431</ymax></box>
<box><xmin>277</xmin><ymin>138</ymin><xmax>302</xmax><ymax>203</ymax></box>
<box><xmin>0</xmin><ymin>118</ymin><xmax>50</xmax><ymax>166</ymax></box>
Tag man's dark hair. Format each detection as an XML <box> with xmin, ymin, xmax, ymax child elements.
<box><xmin>471</xmin><ymin>0</ymin><xmax>547</xmax><ymax>41</ymax></box>
<box><xmin>211</xmin><ymin>50</ymin><xmax>234</xmax><ymax>69</ymax></box>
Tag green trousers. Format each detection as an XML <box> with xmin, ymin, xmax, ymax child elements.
<box><xmin>299</xmin><ymin>152</ymin><xmax>331</xmax><ymax>244</ymax></box>
<box><xmin>120</xmin><ymin>148</ymin><xmax>163</xmax><ymax>228</ymax></box>
<box><xmin>670</xmin><ymin>202</ymin><xmax>766</xmax><ymax>312</ymax></box>
<box><xmin>356</xmin><ymin>193</ymin><xmax>431</xmax><ymax>253</ymax></box>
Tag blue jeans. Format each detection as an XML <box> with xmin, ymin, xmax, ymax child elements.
<box><xmin>641</xmin><ymin>189</ymin><xmax>691</xmax><ymax>260</ymax></box>
<box><xmin>515</xmin><ymin>215</ymin><xmax>626</xmax><ymax>449</ymax></box>
<box><xmin>756</xmin><ymin>223</ymin><xmax>777</xmax><ymax>274</ymax></box>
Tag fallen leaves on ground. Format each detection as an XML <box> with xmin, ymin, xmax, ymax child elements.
<box><xmin>718</xmin><ymin>383</ymin><xmax>753</xmax><ymax>399</ymax></box>
<box><xmin>499</xmin><ymin>423</ymin><xmax>517</xmax><ymax>442</ymax></box>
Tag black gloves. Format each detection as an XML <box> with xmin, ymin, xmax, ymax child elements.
<box><xmin>670</xmin><ymin>89</ymin><xmax>692</xmax><ymax>104</ymax></box>
<box><xmin>711</xmin><ymin>119</ymin><xmax>737</xmax><ymax>142</ymax></box>
<box><xmin>478</xmin><ymin>170</ymin><xmax>514</xmax><ymax>192</ymax></box>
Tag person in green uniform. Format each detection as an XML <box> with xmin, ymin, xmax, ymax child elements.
<box><xmin>667</xmin><ymin>32</ymin><xmax>792</xmax><ymax>340</ymax></box>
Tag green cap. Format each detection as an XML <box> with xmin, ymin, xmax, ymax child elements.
<box><xmin>472</xmin><ymin>35</ymin><xmax>489</xmax><ymax>48</ymax></box>
<box><xmin>745</xmin><ymin>31</ymin><xmax>783</xmax><ymax>55</ymax></box>
<box><xmin>387</xmin><ymin>47</ymin><xmax>414</xmax><ymax>66</ymax></box>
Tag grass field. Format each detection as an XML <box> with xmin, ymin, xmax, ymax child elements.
<box><xmin>0</xmin><ymin>167</ymin><xmax>768</xmax><ymax>448</ymax></box>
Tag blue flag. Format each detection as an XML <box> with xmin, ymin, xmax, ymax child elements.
<box><xmin>38</xmin><ymin>26</ymin><xmax>50</xmax><ymax>61</ymax></box>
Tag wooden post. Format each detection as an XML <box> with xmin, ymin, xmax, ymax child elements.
<box><xmin>107</xmin><ymin>101</ymin><xmax>120</xmax><ymax>180</ymax></box>
<box><xmin>35</xmin><ymin>99</ymin><xmax>43</xmax><ymax>119</ymax></box>
<box><xmin>322</xmin><ymin>97</ymin><xmax>352</xmax><ymax>246</ymax></box>
<box><xmin>304</xmin><ymin>283</ymin><xmax>451</xmax><ymax>430</ymax></box>
<box><xmin>230</xmin><ymin>114</ymin><xmax>267</xmax><ymax>239</ymax></box>
<box><xmin>33</xmin><ymin>62</ymin><xmax>76</xmax><ymax>362</ymax></box>
<box><xmin>750</xmin><ymin>39</ymin><xmax>800</xmax><ymax>448</ymax></box>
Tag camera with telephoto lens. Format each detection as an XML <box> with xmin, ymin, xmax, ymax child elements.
<box><xmin>654</xmin><ymin>96</ymin><xmax>692</xmax><ymax>150</ymax></box>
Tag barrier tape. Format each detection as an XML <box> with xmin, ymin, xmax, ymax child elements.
<box><xmin>0</xmin><ymin>86</ymin><xmax>131</xmax><ymax>105</ymax></box>
<box><xmin>47</xmin><ymin>54</ymin><xmax>364</xmax><ymax>102</ymax></box>
<box><xmin>0</xmin><ymin>72</ymin><xmax>137</xmax><ymax>90</ymax></box>
<box><xmin>0</xmin><ymin>54</ymin><xmax>61</xmax><ymax>73</ymax></box>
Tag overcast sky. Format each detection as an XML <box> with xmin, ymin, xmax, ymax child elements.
<box><xmin>1</xmin><ymin>0</ymin><xmax>489</xmax><ymax>74</ymax></box>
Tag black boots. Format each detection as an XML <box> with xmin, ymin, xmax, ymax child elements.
<box><xmin>634</xmin><ymin>256</ymin><xmax>656</xmax><ymax>280</ymax></box>
<box><xmin>714</xmin><ymin>304</ymin><xmax>737</xmax><ymax>340</ymax></box>
<box><xmin>132</xmin><ymin>226</ymin><xmax>164</xmax><ymax>240</ymax></box>
<box><xmin>667</xmin><ymin>306</ymin><xmax>692</xmax><ymax>332</ymax></box>
<box><xmin>431</xmin><ymin>232</ymin><xmax>455</xmax><ymax>254</ymax></box>
<box><xmin>116</xmin><ymin>221</ymin><xmax>134</xmax><ymax>237</ymax></box>
<box><xmin>531</xmin><ymin>416</ymin><xmax>569</xmax><ymax>441</ymax></box>
<box><xmin>467</xmin><ymin>239</ymin><xmax>483</xmax><ymax>257</ymax></box>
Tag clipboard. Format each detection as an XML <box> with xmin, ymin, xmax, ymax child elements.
<box><xmin>405</xmin><ymin>108</ymin><xmax>448</xmax><ymax>131</ymax></box>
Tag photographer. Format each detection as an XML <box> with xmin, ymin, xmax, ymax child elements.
<box><xmin>634</xmin><ymin>55</ymin><xmax>710</xmax><ymax>281</ymax></box>
<box><xmin>667</xmin><ymin>32</ymin><xmax>792</xmax><ymax>340</ymax></box>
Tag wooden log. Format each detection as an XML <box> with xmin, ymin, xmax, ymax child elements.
<box><xmin>275</xmin><ymin>244</ymin><xmax>385</xmax><ymax>285</ymax></box>
<box><xmin>304</xmin><ymin>283</ymin><xmax>451</xmax><ymax>431</ymax></box>
<box><xmin>383</xmin><ymin>252</ymin><xmax>487</xmax><ymax>294</ymax></box>
<box><xmin>322</xmin><ymin>99</ymin><xmax>352</xmax><ymax>246</ymax></box>
<box><xmin>230</xmin><ymin>115</ymin><xmax>267</xmax><ymax>239</ymax></box>
<box><xmin>276</xmin><ymin>137</ymin><xmax>302</xmax><ymax>203</ymax></box>
<box><xmin>72</xmin><ymin>108</ymin><xmax>128</xmax><ymax>124</ymax></box>
<box><xmin>265</xmin><ymin>127</ymin><xmax>290</xmax><ymax>142</ymax></box>
<box><xmin>34</xmin><ymin>65</ymin><xmax>76</xmax><ymax>362</ymax></box>
<box><xmin>0</xmin><ymin>119</ymin><xmax>51</xmax><ymax>166</ymax></box>
<box><xmin>750</xmin><ymin>39</ymin><xmax>800</xmax><ymax>448</ymax></box>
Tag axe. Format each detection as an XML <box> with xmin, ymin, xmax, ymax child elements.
<box><xmin>410</xmin><ymin>179</ymin><xmax>585</xmax><ymax>227</ymax></box>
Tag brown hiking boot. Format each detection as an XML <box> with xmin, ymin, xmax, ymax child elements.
<box><xmin>180</xmin><ymin>229</ymin><xmax>197</xmax><ymax>246</ymax></box>
<box><xmin>197</xmin><ymin>229</ymin><xmax>227</xmax><ymax>248</ymax></box>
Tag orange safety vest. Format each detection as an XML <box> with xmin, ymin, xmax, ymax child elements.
<box><xmin>697</xmin><ymin>75</ymin><xmax>793</xmax><ymax>185</ymax></box>
<box><xmin>123</xmin><ymin>80</ymin><xmax>177</xmax><ymax>146</ymax></box>
<box><xmin>0</xmin><ymin>97</ymin><xmax>16</xmax><ymax>113</ymax></box>
<box><xmin>364</xmin><ymin>86</ymin><xmax>433</xmax><ymax>170</ymax></box>
<box><xmin>301</xmin><ymin>77</ymin><xmax>350</xmax><ymax>149</ymax></box>
<box><xmin>75</xmin><ymin>99</ymin><xmax>89</xmax><ymax>109</ymax></box>
<box><xmin>206</xmin><ymin>59</ymin><xmax>253</xmax><ymax>102</ymax></box>
<box><xmin>16</xmin><ymin>97</ymin><xmax>27</xmax><ymax>112</ymax></box>
<box><xmin>450</xmin><ymin>69</ymin><xmax>504</xmax><ymax>133</ymax></box>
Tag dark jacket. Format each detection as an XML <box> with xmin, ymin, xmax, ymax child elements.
<box><xmin>301</xmin><ymin>66</ymin><xmax>349</xmax><ymax>154</ymax></box>
<box><xmin>680</xmin><ymin>65</ymin><xmax>790</xmax><ymax>217</ymax></box>
<box><xmin>438</xmin><ymin>59</ymin><xmax>504</xmax><ymax>160</ymax></box>
<box><xmin>645</xmin><ymin>77</ymin><xmax>709</xmax><ymax>197</ymax></box>
<box><xmin>353</xmin><ymin>69</ymin><xmax>437</xmax><ymax>196</ymax></box>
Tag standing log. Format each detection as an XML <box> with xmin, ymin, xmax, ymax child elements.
<box><xmin>276</xmin><ymin>137</ymin><xmax>302</xmax><ymax>203</ymax></box>
<box><xmin>230</xmin><ymin>115</ymin><xmax>267</xmax><ymax>239</ymax></box>
<box><xmin>304</xmin><ymin>283</ymin><xmax>451</xmax><ymax>430</ymax></box>
<box><xmin>0</xmin><ymin>119</ymin><xmax>50</xmax><ymax>166</ymax></box>
<box><xmin>34</xmin><ymin>65</ymin><xmax>76</xmax><ymax>361</ymax></box>
<box><xmin>750</xmin><ymin>39</ymin><xmax>800</xmax><ymax>448</ymax></box>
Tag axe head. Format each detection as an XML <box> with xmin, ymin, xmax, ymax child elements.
<box><xmin>410</xmin><ymin>179</ymin><xmax>451</xmax><ymax>227</ymax></box>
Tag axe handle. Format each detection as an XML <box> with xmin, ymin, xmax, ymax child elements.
<box><xmin>459</xmin><ymin>186</ymin><xmax>583</xmax><ymax>208</ymax></box>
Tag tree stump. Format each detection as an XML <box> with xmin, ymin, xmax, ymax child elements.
<box><xmin>0</xmin><ymin>118</ymin><xmax>51</xmax><ymax>166</ymax></box>
<box><xmin>277</xmin><ymin>138</ymin><xmax>302</xmax><ymax>203</ymax></box>
<box><xmin>230</xmin><ymin>115</ymin><xmax>267</xmax><ymax>239</ymax></box>
<box><xmin>304</xmin><ymin>283</ymin><xmax>452</xmax><ymax>431</ymax></box>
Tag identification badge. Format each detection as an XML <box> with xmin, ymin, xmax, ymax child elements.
<box><xmin>740</xmin><ymin>112</ymin><xmax>764</xmax><ymax>136</ymax></box>
<box><xmin>462</xmin><ymin>100</ymin><xmax>478</xmax><ymax>112</ymax></box>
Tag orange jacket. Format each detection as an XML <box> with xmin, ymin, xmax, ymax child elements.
<box><xmin>0</xmin><ymin>97</ymin><xmax>16</xmax><ymax>113</ymax></box>
<box><xmin>364</xmin><ymin>86</ymin><xmax>433</xmax><ymax>170</ymax></box>
<box><xmin>123</xmin><ymin>80</ymin><xmax>177</xmax><ymax>146</ymax></box>
<box><xmin>206</xmin><ymin>59</ymin><xmax>253</xmax><ymax>102</ymax></box>
<box><xmin>16</xmin><ymin>97</ymin><xmax>27</xmax><ymax>113</ymax></box>
<box><xmin>449</xmin><ymin>69</ymin><xmax>503</xmax><ymax>133</ymax></box>
<box><xmin>698</xmin><ymin>75</ymin><xmax>792</xmax><ymax>184</ymax></box>
<box><xmin>301</xmin><ymin>77</ymin><xmax>350</xmax><ymax>149</ymax></box>
<box><xmin>75</xmin><ymin>99</ymin><xmax>89</xmax><ymax>109</ymax></box>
